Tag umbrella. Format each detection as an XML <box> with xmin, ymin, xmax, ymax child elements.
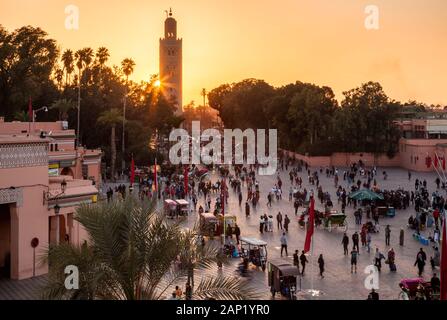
<box><xmin>348</xmin><ymin>189</ymin><xmax>384</xmax><ymax>201</ymax></box>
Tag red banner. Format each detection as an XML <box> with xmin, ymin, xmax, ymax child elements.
<box><xmin>184</xmin><ymin>166</ymin><xmax>189</xmax><ymax>198</ymax></box>
<box><xmin>304</xmin><ymin>196</ymin><xmax>315</xmax><ymax>253</ymax></box>
<box><xmin>153</xmin><ymin>158</ymin><xmax>157</xmax><ymax>193</ymax></box>
<box><xmin>28</xmin><ymin>97</ymin><xmax>32</xmax><ymax>121</ymax></box>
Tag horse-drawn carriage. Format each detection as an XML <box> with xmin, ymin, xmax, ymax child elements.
<box><xmin>318</xmin><ymin>210</ymin><xmax>348</xmax><ymax>232</ymax></box>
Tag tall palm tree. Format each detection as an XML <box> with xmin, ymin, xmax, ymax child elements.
<box><xmin>61</xmin><ymin>49</ymin><xmax>74</xmax><ymax>87</ymax></box>
<box><xmin>50</xmin><ymin>99</ymin><xmax>75</xmax><ymax>121</ymax></box>
<box><xmin>96</xmin><ymin>47</ymin><xmax>110</xmax><ymax>67</ymax></box>
<box><xmin>74</xmin><ymin>48</ymin><xmax>94</xmax><ymax>146</ymax></box>
<box><xmin>120</xmin><ymin>58</ymin><xmax>135</xmax><ymax>175</ymax></box>
<box><xmin>54</xmin><ymin>68</ymin><xmax>64</xmax><ymax>92</ymax></box>
<box><xmin>40</xmin><ymin>198</ymin><xmax>256</xmax><ymax>300</ymax></box>
<box><xmin>97</xmin><ymin>108</ymin><xmax>122</xmax><ymax>181</ymax></box>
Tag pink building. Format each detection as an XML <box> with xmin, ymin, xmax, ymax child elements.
<box><xmin>0</xmin><ymin>118</ymin><xmax>102</xmax><ymax>280</ymax></box>
<box><xmin>285</xmin><ymin>112</ymin><xmax>447</xmax><ymax>172</ymax></box>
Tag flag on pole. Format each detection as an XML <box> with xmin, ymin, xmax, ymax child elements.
<box><xmin>153</xmin><ymin>158</ymin><xmax>158</xmax><ymax>193</ymax></box>
<box><xmin>441</xmin><ymin>212</ymin><xmax>447</xmax><ymax>300</ymax></box>
<box><xmin>183</xmin><ymin>165</ymin><xmax>189</xmax><ymax>198</ymax></box>
<box><xmin>304</xmin><ymin>196</ymin><xmax>315</xmax><ymax>253</ymax></box>
<box><xmin>130</xmin><ymin>156</ymin><xmax>135</xmax><ymax>186</ymax></box>
<box><xmin>221</xmin><ymin>179</ymin><xmax>226</xmax><ymax>215</ymax></box>
<box><xmin>28</xmin><ymin>97</ymin><xmax>33</xmax><ymax>121</ymax></box>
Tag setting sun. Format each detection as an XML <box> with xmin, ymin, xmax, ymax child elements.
<box><xmin>154</xmin><ymin>79</ymin><xmax>161</xmax><ymax>88</ymax></box>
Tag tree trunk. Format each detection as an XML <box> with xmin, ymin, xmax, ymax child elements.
<box><xmin>111</xmin><ymin>124</ymin><xmax>116</xmax><ymax>182</ymax></box>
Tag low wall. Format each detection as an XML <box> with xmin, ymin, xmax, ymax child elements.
<box><xmin>283</xmin><ymin>150</ymin><xmax>401</xmax><ymax>169</ymax></box>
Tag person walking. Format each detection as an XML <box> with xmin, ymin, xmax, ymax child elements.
<box><xmin>185</xmin><ymin>282</ymin><xmax>192</xmax><ymax>300</ymax></box>
<box><xmin>342</xmin><ymin>233</ymin><xmax>349</xmax><ymax>255</ymax></box>
<box><xmin>318</xmin><ymin>254</ymin><xmax>325</xmax><ymax>278</ymax></box>
<box><xmin>374</xmin><ymin>248</ymin><xmax>385</xmax><ymax>272</ymax></box>
<box><xmin>293</xmin><ymin>250</ymin><xmax>300</xmax><ymax>274</ymax></box>
<box><xmin>234</xmin><ymin>223</ymin><xmax>241</xmax><ymax>245</ymax></box>
<box><xmin>399</xmin><ymin>228</ymin><xmax>404</xmax><ymax>246</ymax></box>
<box><xmin>414</xmin><ymin>248</ymin><xmax>427</xmax><ymax>276</ymax></box>
<box><xmin>280</xmin><ymin>232</ymin><xmax>288</xmax><ymax>257</ymax></box>
<box><xmin>284</xmin><ymin>214</ymin><xmax>290</xmax><ymax>232</ymax></box>
<box><xmin>352</xmin><ymin>232</ymin><xmax>360</xmax><ymax>252</ymax></box>
<box><xmin>300</xmin><ymin>250</ymin><xmax>308</xmax><ymax>275</ymax></box>
<box><xmin>387</xmin><ymin>248</ymin><xmax>396</xmax><ymax>272</ymax></box>
<box><xmin>276</xmin><ymin>212</ymin><xmax>283</xmax><ymax>230</ymax></box>
<box><xmin>238</xmin><ymin>192</ymin><xmax>243</xmax><ymax>206</ymax></box>
<box><xmin>259</xmin><ymin>216</ymin><xmax>264</xmax><ymax>234</ymax></box>
<box><xmin>385</xmin><ymin>225</ymin><xmax>391</xmax><ymax>246</ymax></box>
<box><xmin>350</xmin><ymin>248</ymin><xmax>358</xmax><ymax>273</ymax></box>
<box><xmin>245</xmin><ymin>201</ymin><xmax>250</xmax><ymax>217</ymax></box>
<box><xmin>366</xmin><ymin>232</ymin><xmax>372</xmax><ymax>253</ymax></box>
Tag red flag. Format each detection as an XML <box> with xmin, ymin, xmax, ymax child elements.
<box><xmin>184</xmin><ymin>166</ymin><xmax>189</xmax><ymax>198</ymax></box>
<box><xmin>28</xmin><ymin>97</ymin><xmax>33</xmax><ymax>122</ymax></box>
<box><xmin>153</xmin><ymin>158</ymin><xmax>158</xmax><ymax>193</ymax></box>
<box><xmin>130</xmin><ymin>156</ymin><xmax>135</xmax><ymax>186</ymax></box>
<box><xmin>426</xmin><ymin>156</ymin><xmax>432</xmax><ymax>168</ymax></box>
<box><xmin>221</xmin><ymin>179</ymin><xmax>226</xmax><ymax>215</ymax></box>
<box><xmin>441</xmin><ymin>213</ymin><xmax>447</xmax><ymax>300</ymax></box>
<box><xmin>435</xmin><ymin>155</ymin><xmax>439</xmax><ymax>168</ymax></box>
<box><xmin>304</xmin><ymin>196</ymin><xmax>315</xmax><ymax>253</ymax></box>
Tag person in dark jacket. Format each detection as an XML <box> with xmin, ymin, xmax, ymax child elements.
<box><xmin>293</xmin><ymin>250</ymin><xmax>300</xmax><ymax>273</ymax></box>
<box><xmin>342</xmin><ymin>233</ymin><xmax>349</xmax><ymax>255</ymax></box>
<box><xmin>318</xmin><ymin>254</ymin><xmax>325</xmax><ymax>278</ymax></box>
<box><xmin>300</xmin><ymin>251</ymin><xmax>308</xmax><ymax>275</ymax></box>
<box><xmin>284</xmin><ymin>215</ymin><xmax>290</xmax><ymax>232</ymax></box>
<box><xmin>234</xmin><ymin>224</ymin><xmax>241</xmax><ymax>244</ymax></box>
<box><xmin>414</xmin><ymin>248</ymin><xmax>427</xmax><ymax>276</ymax></box>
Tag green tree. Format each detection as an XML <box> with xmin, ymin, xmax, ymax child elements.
<box><xmin>97</xmin><ymin>108</ymin><xmax>123</xmax><ymax>181</ymax></box>
<box><xmin>41</xmin><ymin>198</ymin><xmax>256</xmax><ymax>300</ymax></box>
<box><xmin>50</xmin><ymin>98</ymin><xmax>75</xmax><ymax>121</ymax></box>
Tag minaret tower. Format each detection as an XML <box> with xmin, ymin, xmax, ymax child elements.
<box><xmin>159</xmin><ymin>8</ymin><xmax>182</xmax><ymax>115</ymax></box>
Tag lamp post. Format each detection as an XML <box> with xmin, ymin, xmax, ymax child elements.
<box><xmin>54</xmin><ymin>203</ymin><xmax>61</xmax><ymax>244</ymax></box>
<box><xmin>32</xmin><ymin>106</ymin><xmax>48</xmax><ymax>123</ymax></box>
<box><xmin>52</xmin><ymin>179</ymin><xmax>66</xmax><ymax>245</ymax></box>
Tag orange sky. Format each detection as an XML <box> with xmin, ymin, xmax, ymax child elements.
<box><xmin>1</xmin><ymin>0</ymin><xmax>446</xmax><ymax>106</ymax></box>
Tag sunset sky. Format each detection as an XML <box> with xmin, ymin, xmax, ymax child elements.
<box><xmin>1</xmin><ymin>0</ymin><xmax>446</xmax><ymax>106</ymax></box>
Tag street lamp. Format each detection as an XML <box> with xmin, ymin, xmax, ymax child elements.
<box><xmin>32</xmin><ymin>106</ymin><xmax>48</xmax><ymax>122</ymax></box>
<box><xmin>54</xmin><ymin>203</ymin><xmax>61</xmax><ymax>244</ymax></box>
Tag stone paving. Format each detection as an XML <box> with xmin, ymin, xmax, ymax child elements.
<box><xmin>179</xmin><ymin>166</ymin><xmax>443</xmax><ymax>300</ymax></box>
<box><xmin>0</xmin><ymin>167</ymin><xmax>442</xmax><ymax>300</ymax></box>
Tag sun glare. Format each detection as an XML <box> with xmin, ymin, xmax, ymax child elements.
<box><xmin>154</xmin><ymin>80</ymin><xmax>161</xmax><ymax>87</ymax></box>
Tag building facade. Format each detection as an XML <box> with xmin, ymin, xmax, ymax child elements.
<box><xmin>0</xmin><ymin>118</ymin><xmax>101</xmax><ymax>280</ymax></box>
<box><xmin>159</xmin><ymin>8</ymin><xmax>183</xmax><ymax>115</ymax></box>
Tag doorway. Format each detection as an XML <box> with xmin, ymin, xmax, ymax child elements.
<box><xmin>0</xmin><ymin>204</ymin><xmax>11</xmax><ymax>279</ymax></box>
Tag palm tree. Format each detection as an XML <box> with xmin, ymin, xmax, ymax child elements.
<box><xmin>40</xmin><ymin>198</ymin><xmax>256</xmax><ymax>300</ymax></box>
<box><xmin>61</xmin><ymin>49</ymin><xmax>74</xmax><ymax>87</ymax></box>
<box><xmin>54</xmin><ymin>68</ymin><xmax>64</xmax><ymax>91</ymax></box>
<box><xmin>74</xmin><ymin>48</ymin><xmax>94</xmax><ymax>146</ymax></box>
<box><xmin>97</xmin><ymin>108</ymin><xmax>122</xmax><ymax>181</ymax></box>
<box><xmin>50</xmin><ymin>99</ymin><xmax>75</xmax><ymax>121</ymax></box>
<box><xmin>13</xmin><ymin>110</ymin><xmax>29</xmax><ymax>122</ymax></box>
<box><xmin>120</xmin><ymin>58</ymin><xmax>136</xmax><ymax>175</ymax></box>
<box><xmin>96</xmin><ymin>47</ymin><xmax>110</xmax><ymax>67</ymax></box>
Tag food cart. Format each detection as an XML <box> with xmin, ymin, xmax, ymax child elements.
<box><xmin>321</xmin><ymin>210</ymin><xmax>348</xmax><ymax>232</ymax></box>
<box><xmin>268</xmin><ymin>260</ymin><xmax>300</xmax><ymax>299</ymax></box>
<box><xmin>163</xmin><ymin>199</ymin><xmax>177</xmax><ymax>219</ymax></box>
<box><xmin>216</xmin><ymin>214</ymin><xmax>237</xmax><ymax>235</ymax></box>
<box><xmin>175</xmin><ymin>199</ymin><xmax>190</xmax><ymax>217</ymax></box>
<box><xmin>199</xmin><ymin>212</ymin><xmax>219</xmax><ymax>237</ymax></box>
<box><xmin>239</xmin><ymin>237</ymin><xmax>268</xmax><ymax>271</ymax></box>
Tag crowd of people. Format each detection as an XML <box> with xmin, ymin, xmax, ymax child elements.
<box><xmin>104</xmin><ymin>150</ymin><xmax>444</xmax><ymax>300</ymax></box>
